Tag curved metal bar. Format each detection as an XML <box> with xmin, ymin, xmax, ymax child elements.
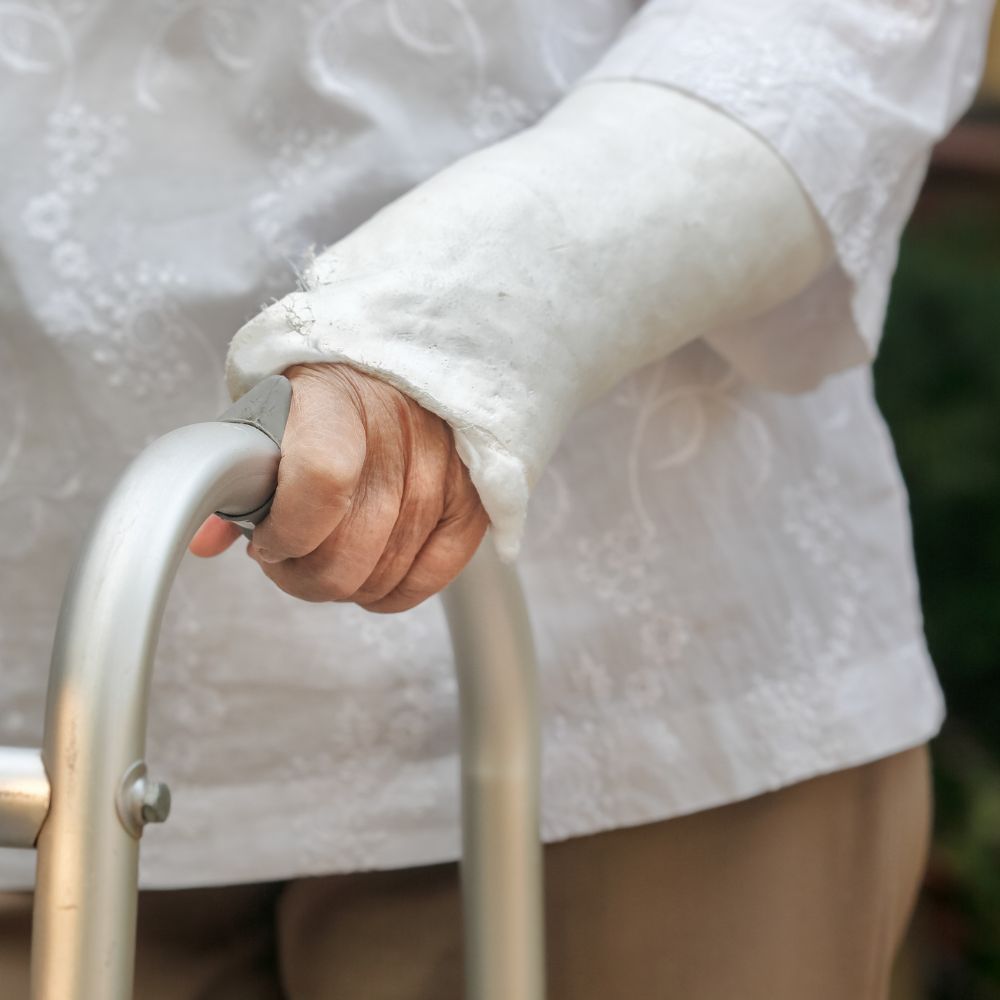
<box><xmin>28</xmin><ymin>371</ymin><xmax>545</xmax><ymax>1000</ymax></box>
<box><xmin>31</xmin><ymin>420</ymin><xmax>281</xmax><ymax>1000</ymax></box>
<box><xmin>443</xmin><ymin>545</ymin><xmax>545</xmax><ymax>1000</ymax></box>
<box><xmin>0</xmin><ymin>747</ymin><xmax>50</xmax><ymax>848</ymax></box>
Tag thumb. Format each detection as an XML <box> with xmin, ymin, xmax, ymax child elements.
<box><xmin>189</xmin><ymin>515</ymin><xmax>242</xmax><ymax>557</ymax></box>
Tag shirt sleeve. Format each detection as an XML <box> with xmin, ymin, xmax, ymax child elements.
<box><xmin>581</xmin><ymin>0</ymin><xmax>994</xmax><ymax>392</ymax></box>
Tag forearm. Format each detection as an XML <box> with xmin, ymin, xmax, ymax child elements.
<box><xmin>228</xmin><ymin>81</ymin><xmax>832</xmax><ymax>555</ymax></box>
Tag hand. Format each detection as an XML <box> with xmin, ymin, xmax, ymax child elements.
<box><xmin>190</xmin><ymin>364</ymin><xmax>489</xmax><ymax>612</ymax></box>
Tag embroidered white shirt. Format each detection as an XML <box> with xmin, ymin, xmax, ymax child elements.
<box><xmin>0</xmin><ymin>0</ymin><xmax>990</xmax><ymax>888</ymax></box>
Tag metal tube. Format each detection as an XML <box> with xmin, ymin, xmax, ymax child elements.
<box><xmin>31</xmin><ymin>420</ymin><xmax>281</xmax><ymax>1000</ymax></box>
<box><xmin>0</xmin><ymin>747</ymin><xmax>50</xmax><ymax>848</ymax></box>
<box><xmin>27</xmin><ymin>368</ymin><xmax>545</xmax><ymax>1000</ymax></box>
<box><xmin>443</xmin><ymin>543</ymin><xmax>546</xmax><ymax>1000</ymax></box>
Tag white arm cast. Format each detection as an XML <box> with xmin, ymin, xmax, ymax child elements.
<box><xmin>227</xmin><ymin>81</ymin><xmax>832</xmax><ymax>558</ymax></box>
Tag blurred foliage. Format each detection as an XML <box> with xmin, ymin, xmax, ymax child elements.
<box><xmin>876</xmin><ymin>174</ymin><xmax>1000</xmax><ymax>998</ymax></box>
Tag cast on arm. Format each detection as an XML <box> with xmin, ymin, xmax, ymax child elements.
<box><xmin>227</xmin><ymin>0</ymin><xmax>992</xmax><ymax>559</ymax></box>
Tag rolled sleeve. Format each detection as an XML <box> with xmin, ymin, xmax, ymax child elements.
<box><xmin>581</xmin><ymin>0</ymin><xmax>994</xmax><ymax>391</ymax></box>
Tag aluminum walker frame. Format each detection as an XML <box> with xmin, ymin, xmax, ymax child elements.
<box><xmin>0</xmin><ymin>375</ymin><xmax>545</xmax><ymax>1000</ymax></box>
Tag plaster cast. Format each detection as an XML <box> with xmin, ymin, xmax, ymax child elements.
<box><xmin>227</xmin><ymin>82</ymin><xmax>832</xmax><ymax>558</ymax></box>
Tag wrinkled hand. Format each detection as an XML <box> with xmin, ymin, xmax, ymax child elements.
<box><xmin>190</xmin><ymin>364</ymin><xmax>489</xmax><ymax>612</ymax></box>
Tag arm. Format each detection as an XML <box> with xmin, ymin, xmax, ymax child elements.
<box><xmin>199</xmin><ymin>2</ymin><xmax>991</xmax><ymax>607</ymax></box>
<box><xmin>218</xmin><ymin>82</ymin><xmax>829</xmax><ymax>568</ymax></box>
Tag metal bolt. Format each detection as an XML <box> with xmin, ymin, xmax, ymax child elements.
<box><xmin>116</xmin><ymin>761</ymin><xmax>172</xmax><ymax>837</ymax></box>
<box><xmin>140</xmin><ymin>780</ymin><xmax>171</xmax><ymax>825</ymax></box>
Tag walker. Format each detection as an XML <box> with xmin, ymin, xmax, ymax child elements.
<box><xmin>0</xmin><ymin>375</ymin><xmax>544</xmax><ymax>1000</ymax></box>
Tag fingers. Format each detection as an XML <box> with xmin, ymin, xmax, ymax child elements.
<box><xmin>364</xmin><ymin>499</ymin><xmax>489</xmax><ymax>614</ymax></box>
<box><xmin>363</xmin><ymin>452</ymin><xmax>489</xmax><ymax>613</ymax></box>
<box><xmin>352</xmin><ymin>435</ymin><xmax>452</xmax><ymax>605</ymax></box>
<box><xmin>252</xmin><ymin>434</ymin><xmax>483</xmax><ymax>609</ymax></box>
<box><xmin>189</xmin><ymin>515</ymin><xmax>242</xmax><ymax>557</ymax></box>
<box><xmin>252</xmin><ymin>482</ymin><xmax>401</xmax><ymax>602</ymax></box>
<box><xmin>251</xmin><ymin>367</ymin><xmax>367</xmax><ymax>563</ymax></box>
<box><xmin>352</xmin><ymin>493</ymin><xmax>443</xmax><ymax>605</ymax></box>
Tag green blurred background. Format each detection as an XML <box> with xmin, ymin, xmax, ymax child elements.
<box><xmin>882</xmin><ymin>15</ymin><xmax>1000</xmax><ymax>998</ymax></box>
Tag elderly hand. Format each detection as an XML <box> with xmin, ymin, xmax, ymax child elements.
<box><xmin>190</xmin><ymin>364</ymin><xmax>489</xmax><ymax>612</ymax></box>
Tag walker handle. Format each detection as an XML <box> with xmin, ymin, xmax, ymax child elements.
<box><xmin>0</xmin><ymin>375</ymin><xmax>544</xmax><ymax>1000</ymax></box>
<box><xmin>215</xmin><ymin>373</ymin><xmax>293</xmax><ymax>532</ymax></box>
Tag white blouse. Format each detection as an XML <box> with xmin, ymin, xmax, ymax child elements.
<box><xmin>0</xmin><ymin>0</ymin><xmax>991</xmax><ymax>888</ymax></box>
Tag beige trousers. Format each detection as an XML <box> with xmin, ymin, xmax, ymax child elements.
<box><xmin>0</xmin><ymin>746</ymin><xmax>930</xmax><ymax>999</ymax></box>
